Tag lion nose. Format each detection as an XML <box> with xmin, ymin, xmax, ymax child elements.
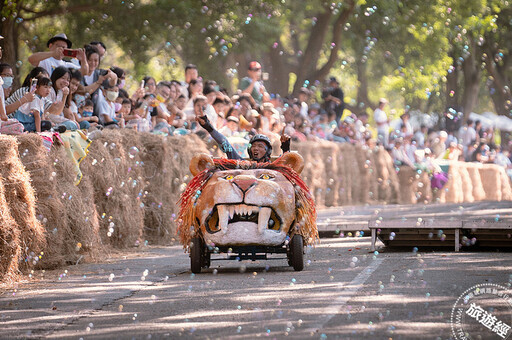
<box><xmin>233</xmin><ymin>178</ymin><xmax>257</xmax><ymax>193</ymax></box>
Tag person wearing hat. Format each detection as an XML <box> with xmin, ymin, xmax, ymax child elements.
<box><xmin>28</xmin><ymin>33</ymin><xmax>88</xmax><ymax>77</ymax></box>
<box><xmin>195</xmin><ymin>98</ymin><xmax>290</xmax><ymax>163</ymax></box>
<box><xmin>239</xmin><ymin>61</ymin><xmax>269</xmax><ymax>105</ymax></box>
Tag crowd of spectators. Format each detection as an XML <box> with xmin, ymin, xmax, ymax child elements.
<box><xmin>0</xmin><ymin>33</ymin><xmax>511</xmax><ymax>181</ymax></box>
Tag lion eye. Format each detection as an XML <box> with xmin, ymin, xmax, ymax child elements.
<box><xmin>224</xmin><ymin>174</ymin><xmax>234</xmax><ymax>180</ymax></box>
<box><xmin>260</xmin><ymin>174</ymin><xmax>273</xmax><ymax>180</ymax></box>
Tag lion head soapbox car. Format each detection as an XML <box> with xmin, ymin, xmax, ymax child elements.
<box><xmin>178</xmin><ymin>152</ymin><xmax>318</xmax><ymax>273</ymax></box>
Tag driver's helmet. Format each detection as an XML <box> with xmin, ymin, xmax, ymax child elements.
<box><xmin>247</xmin><ymin>134</ymin><xmax>272</xmax><ymax>161</ymax></box>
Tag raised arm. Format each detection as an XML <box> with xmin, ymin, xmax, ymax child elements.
<box><xmin>196</xmin><ymin>114</ymin><xmax>242</xmax><ymax>160</ymax></box>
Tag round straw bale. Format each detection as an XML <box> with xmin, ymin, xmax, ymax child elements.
<box><xmin>479</xmin><ymin>164</ymin><xmax>501</xmax><ymax>201</ymax></box>
<box><xmin>16</xmin><ymin>134</ymin><xmax>68</xmax><ymax>268</ymax></box>
<box><xmin>50</xmin><ymin>144</ymin><xmax>103</xmax><ymax>262</ymax></box>
<box><xmin>0</xmin><ymin>135</ymin><xmax>46</xmax><ymax>270</ymax></box>
<box><xmin>83</xmin><ymin>130</ymin><xmax>144</xmax><ymax>248</ymax></box>
<box><xmin>459</xmin><ymin>162</ymin><xmax>474</xmax><ymax>202</ymax></box>
<box><xmin>0</xmin><ymin>176</ymin><xmax>21</xmax><ymax>282</ymax></box>
<box><xmin>466</xmin><ymin>163</ymin><xmax>485</xmax><ymax>201</ymax></box>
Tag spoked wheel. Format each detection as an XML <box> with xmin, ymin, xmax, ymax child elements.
<box><xmin>190</xmin><ymin>237</ymin><xmax>204</xmax><ymax>274</ymax></box>
<box><xmin>288</xmin><ymin>235</ymin><xmax>304</xmax><ymax>271</ymax></box>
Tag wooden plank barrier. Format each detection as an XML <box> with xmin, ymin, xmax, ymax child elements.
<box><xmin>369</xmin><ymin>219</ymin><xmax>512</xmax><ymax>252</ymax></box>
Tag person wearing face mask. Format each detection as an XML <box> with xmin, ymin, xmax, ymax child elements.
<box><xmin>98</xmin><ymin>83</ymin><xmax>120</xmax><ymax>128</ymax></box>
<box><xmin>74</xmin><ymin>99</ymin><xmax>98</xmax><ymax>129</ymax></box>
<box><xmin>0</xmin><ymin>63</ymin><xmax>14</xmax><ymax>98</ymax></box>
<box><xmin>0</xmin><ymin>63</ymin><xmax>13</xmax><ymax>121</ymax></box>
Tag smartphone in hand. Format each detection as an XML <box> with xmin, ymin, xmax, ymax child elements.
<box><xmin>30</xmin><ymin>78</ymin><xmax>38</xmax><ymax>93</ymax></box>
<box><xmin>63</xmin><ymin>49</ymin><xmax>78</xmax><ymax>58</ymax></box>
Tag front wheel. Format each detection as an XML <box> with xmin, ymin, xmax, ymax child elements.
<box><xmin>190</xmin><ymin>237</ymin><xmax>203</xmax><ymax>274</ymax></box>
<box><xmin>289</xmin><ymin>235</ymin><xmax>304</xmax><ymax>271</ymax></box>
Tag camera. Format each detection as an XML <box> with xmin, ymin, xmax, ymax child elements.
<box><xmin>63</xmin><ymin>49</ymin><xmax>78</xmax><ymax>58</ymax></box>
<box><xmin>99</xmin><ymin>69</ymin><xmax>109</xmax><ymax>76</ymax></box>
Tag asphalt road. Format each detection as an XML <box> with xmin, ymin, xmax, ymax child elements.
<box><xmin>1</xmin><ymin>203</ymin><xmax>512</xmax><ymax>339</ymax></box>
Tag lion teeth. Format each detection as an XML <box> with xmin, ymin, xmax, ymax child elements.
<box><xmin>218</xmin><ymin>205</ymin><xmax>229</xmax><ymax>234</ymax></box>
<box><xmin>229</xmin><ymin>206</ymin><xmax>235</xmax><ymax>219</ymax></box>
<box><xmin>258</xmin><ymin>207</ymin><xmax>271</xmax><ymax>234</ymax></box>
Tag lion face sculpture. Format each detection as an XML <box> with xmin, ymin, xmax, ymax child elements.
<box><xmin>178</xmin><ymin>153</ymin><xmax>317</xmax><ymax>248</ymax></box>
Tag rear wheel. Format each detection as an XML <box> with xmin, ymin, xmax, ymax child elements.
<box><xmin>289</xmin><ymin>235</ymin><xmax>304</xmax><ymax>271</ymax></box>
<box><xmin>190</xmin><ymin>238</ymin><xmax>203</xmax><ymax>274</ymax></box>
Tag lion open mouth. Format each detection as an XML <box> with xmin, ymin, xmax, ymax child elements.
<box><xmin>206</xmin><ymin>204</ymin><xmax>282</xmax><ymax>234</ymax></box>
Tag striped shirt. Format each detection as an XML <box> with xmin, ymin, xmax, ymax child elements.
<box><xmin>6</xmin><ymin>87</ymin><xmax>53</xmax><ymax>118</ymax></box>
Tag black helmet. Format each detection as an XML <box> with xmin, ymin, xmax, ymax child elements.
<box><xmin>248</xmin><ymin>134</ymin><xmax>272</xmax><ymax>161</ymax></box>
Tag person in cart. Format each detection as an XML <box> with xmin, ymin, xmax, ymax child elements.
<box><xmin>193</xmin><ymin>95</ymin><xmax>290</xmax><ymax>162</ymax></box>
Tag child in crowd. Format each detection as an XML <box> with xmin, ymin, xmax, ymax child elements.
<box><xmin>97</xmin><ymin>84</ymin><xmax>121</xmax><ymax>128</ymax></box>
<box><xmin>14</xmin><ymin>76</ymin><xmax>53</xmax><ymax>132</ymax></box>
<box><xmin>74</xmin><ymin>99</ymin><xmax>99</xmax><ymax>129</ymax></box>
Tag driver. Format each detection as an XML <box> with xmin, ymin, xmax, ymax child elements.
<box><xmin>194</xmin><ymin>95</ymin><xmax>290</xmax><ymax>162</ymax></box>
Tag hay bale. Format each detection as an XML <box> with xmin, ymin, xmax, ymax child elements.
<box><xmin>16</xmin><ymin>134</ymin><xmax>68</xmax><ymax>268</ymax></box>
<box><xmin>0</xmin><ymin>135</ymin><xmax>45</xmax><ymax>270</ymax></box>
<box><xmin>499</xmin><ymin>167</ymin><xmax>512</xmax><ymax>201</ymax></box>
<box><xmin>375</xmin><ymin>147</ymin><xmax>398</xmax><ymax>203</ymax></box>
<box><xmin>83</xmin><ymin>130</ymin><xmax>144</xmax><ymax>248</ymax></box>
<box><xmin>321</xmin><ymin>143</ymin><xmax>338</xmax><ymax>206</ymax></box>
<box><xmin>459</xmin><ymin>163</ymin><xmax>474</xmax><ymax>202</ymax></box>
<box><xmin>50</xmin><ymin>144</ymin><xmax>103</xmax><ymax>261</ymax></box>
<box><xmin>466</xmin><ymin>163</ymin><xmax>486</xmax><ymax>201</ymax></box>
<box><xmin>0</xmin><ymin>176</ymin><xmax>21</xmax><ymax>282</ymax></box>
<box><xmin>445</xmin><ymin>162</ymin><xmax>463</xmax><ymax>203</ymax></box>
<box><xmin>397</xmin><ymin>166</ymin><xmax>417</xmax><ymax>204</ymax></box>
<box><xmin>479</xmin><ymin>164</ymin><xmax>501</xmax><ymax>201</ymax></box>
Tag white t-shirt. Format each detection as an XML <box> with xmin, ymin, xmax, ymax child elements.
<box><xmin>97</xmin><ymin>98</ymin><xmax>116</xmax><ymax>124</ymax></box>
<box><xmin>374</xmin><ymin>108</ymin><xmax>388</xmax><ymax>127</ymax></box>
<box><xmin>39</xmin><ymin>57</ymin><xmax>80</xmax><ymax>76</ymax></box>
<box><xmin>18</xmin><ymin>96</ymin><xmax>45</xmax><ymax>115</ymax></box>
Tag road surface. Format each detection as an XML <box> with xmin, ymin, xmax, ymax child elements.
<box><xmin>1</xmin><ymin>202</ymin><xmax>511</xmax><ymax>339</ymax></box>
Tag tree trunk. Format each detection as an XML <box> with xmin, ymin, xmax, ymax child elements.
<box><xmin>292</xmin><ymin>8</ymin><xmax>332</xmax><ymax>94</ymax></box>
<box><xmin>461</xmin><ymin>39</ymin><xmax>481</xmax><ymax>120</ymax></box>
<box><xmin>355</xmin><ymin>58</ymin><xmax>375</xmax><ymax>113</ymax></box>
<box><xmin>445</xmin><ymin>51</ymin><xmax>459</xmax><ymax>111</ymax></box>
<box><xmin>1</xmin><ymin>18</ymin><xmax>21</xmax><ymax>87</ymax></box>
<box><xmin>484</xmin><ymin>49</ymin><xmax>511</xmax><ymax>116</ymax></box>
<box><xmin>292</xmin><ymin>1</ymin><xmax>356</xmax><ymax>95</ymax></box>
<box><xmin>266</xmin><ymin>46</ymin><xmax>290</xmax><ymax>96</ymax></box>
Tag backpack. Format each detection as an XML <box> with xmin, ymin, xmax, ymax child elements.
<box><xmin>0</xmin><ymin>119</ymin><xmax>25</xmax><ymax>135</ymax></box>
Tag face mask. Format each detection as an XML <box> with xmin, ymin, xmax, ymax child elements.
<box><xmin>2</xmin><ymin>76</ymin><xmax>13</xmax><ymax>89</ymax></box>
<box><xmin>114</xmin><ymin>102</ymin><xmax>122</xmax><ymax>112</ymax></box>
<box><xmin>118</xmin><ymin>79</ymin><xmax>125</xmax><ymax>89</ymax></box>
<box><xmin>106</xmin><ymin>90</ymin><xmax>118</xmax><ymax>102</ymax></box>
<box><xmin>74</xmin><ymin>94</ymin><xmax>86</xmax><ymax>108</ymax></box>
<box><xmin>82</xmin><ymin>110</ymin><xmax>93</xmax><ymax>117</ymax></box>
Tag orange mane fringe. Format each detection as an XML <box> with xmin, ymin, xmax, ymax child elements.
<box><xmin>177</xmin><ymin>157</ymin><xmax>318</xmax><ymax>249</ymax></box>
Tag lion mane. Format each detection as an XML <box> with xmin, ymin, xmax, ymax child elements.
<box><xmin>177</xmin><ymin>154</ymin><xmax>318</xmax><ymax>249</ymax></box>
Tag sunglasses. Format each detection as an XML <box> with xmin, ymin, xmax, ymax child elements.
<box><xmin>250</xmin><ymin>68</ymin><xmax>261</xmax><ymax>71</ymax></box>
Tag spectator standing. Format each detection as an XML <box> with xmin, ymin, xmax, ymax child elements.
<box><xmin>28</xmin><ymin>33</ymin><xmax>88</xmax><ymax>76</ymax></box>
<box><xmin>239</xmin><ymin>61</ymin><xmax>269</xmax><ymax>105</ymax></box>
<box><xmin>459</xmin><ymin>119</ymin><xmax>477</xmax><ymax>157</ymax></box>
<box><xmin>322</xmin><ymin>77</ymin><xmax>344</xmax><ymax>125</ymax></box>
<box><xmin>374</xmin><ymin>98</ymin><xmax>389</xmax><ymax>147</ymax></box>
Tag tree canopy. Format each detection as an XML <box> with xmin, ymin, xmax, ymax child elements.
<box><xmin>1</xmin><ymin>0</ymin><xmax>512</xmax><ymax>120</ymax></box>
